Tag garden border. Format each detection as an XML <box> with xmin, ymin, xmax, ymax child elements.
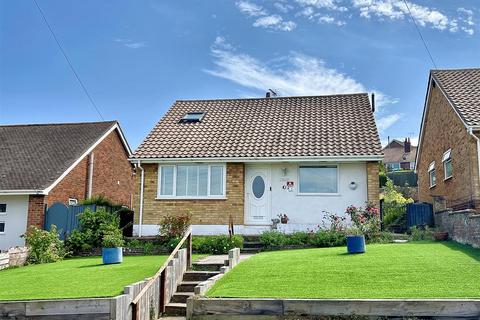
<box><xmin>187</xmin><ymin>297</ymin><xmax>480</xmax><ymax>319</ymax></box>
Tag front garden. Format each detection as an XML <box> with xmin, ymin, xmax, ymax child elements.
<box><xmin>207</xmin><ymin>241</ymin><xmax>480</xmax><ymax>299</ymax></box>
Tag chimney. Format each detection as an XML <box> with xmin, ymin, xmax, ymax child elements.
<box><xmin>266</xmin><ymin>91</ymin><xmax>271</xmax><ymax>98</ymax></box>
<box><xmin>371</xmin><ymin>93</ymin><xmax>375</xmax><ymax>112</ymax></box>
<box><xmin>404</xmin><ymin>137</ymin><xmax>411</xmax><ymax>153</ymax></box>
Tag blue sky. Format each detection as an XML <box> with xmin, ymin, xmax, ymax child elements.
<box><xmin>1</xmin><ymin>0</ymin><xmax>479</xmax><ymax>149</ymax></box>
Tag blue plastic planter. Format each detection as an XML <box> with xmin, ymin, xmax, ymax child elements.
<box><xmin>102</xmin><ymin>247</ymin><xmax>123</xmax><ymax>264</ymax></box>
<box><xmin>346</xmin><ymin>235</ymin><xmax>365</xmax><ymax>254</ymax></box>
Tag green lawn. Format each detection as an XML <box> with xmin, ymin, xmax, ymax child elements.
<box><xmin>208</xmin><ymin>241</ymin><xmax>480</xmax><ymax>299</ymax></box>
<box><xmin>0</xmin><ymin>254</ymin><xmax>204</xmax><ymax>301</ymax></box>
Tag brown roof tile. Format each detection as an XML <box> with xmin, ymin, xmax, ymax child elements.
<box><xmin>133</xmin><ymin>94</ymin><xmax>382</xmax><ymax>159</ymax></box>
<box><xmin>431</xmin><ymin>68</ymin><xmax>480</xmax><ymax>126</ymax></box>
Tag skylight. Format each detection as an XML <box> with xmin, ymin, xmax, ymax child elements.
<box><xmin>180</xmin><ymin>112</ymin><xmax>205</xmax><ymax>123</ymax></box>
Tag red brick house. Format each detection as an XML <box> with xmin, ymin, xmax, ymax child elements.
<box><xmin>383</xmin><ymin>138</ymin><xmax>417</xmax><ymax>172</ymax></box>
<box><xmin>0</xmin><ymin>121</ymin><xmax>134</xmax><ymax>250</ymax></box>
<box><xmin>416</xmin><ymin>68</ymin><xmax>480</xmax><ymax>247</ymax></box>
<box><xmin>131</xmin><ymin>94</ymin><xmax>382</xmax><ymax>236</ymax></box>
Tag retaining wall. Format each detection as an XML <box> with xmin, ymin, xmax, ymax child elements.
<box><xmin>0</xmin><ymin>247</ymin><xmax>28</xmax><ymax>270</ymax></box>
<box><xmin>435</xmin><ymin>209</ymin><xmax>480</xmax><ymax>248</ymax></box>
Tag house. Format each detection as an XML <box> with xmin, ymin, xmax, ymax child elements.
<box><xmin>383</xmin><ymin>138</ymin><xmax>417</xmax><ymax>172</ymax></box>
<box><xmin>416</xmin><ymin>68</ymin><xmax>480</xmax><ymax>211</ymax></box>
<box><xmin>0</xmin><ymin>121</ymin><xmax>134</xmax><ymax>251</ymax></box>
<box><xmin>130</xmin><ymin>94</ymin><xmax>383</xmax><ymax>236</ymax></box>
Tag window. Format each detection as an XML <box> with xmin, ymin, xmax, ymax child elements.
<box><xmin>158</xmin><ymin>164</ymin><xmax>225</xmax><ymax>198</ymax></box>
<box><xmin>0</xmin><ymin>204</ymin><xmax>6</xmax><ymax>214</ymax></box>
<box><xmin>386</xmin><ymin>163</ymin><xmax>400</xmax><ymax>171</ymax></box>
<box><xmin>298</xmin><ymin>165</ymin><xmax>338</xmax><ymax>194</ymax></box>
<box><xmin>0</xmin><ymin>222</ymin><xmax>4</xmax><ymax>233</ymax></box>
<box><xmin>68</xmin><ymin>198</ymin><xmax>78</xmax><ymax>206</ymax></box>
<box><xmin>179</xmin><ymin>112</ymin><xmax>205</xmax><ymax>123</ymax></box>
<box><xmin>428</xmin><ymin>161</ymin><xmax>436</xmax><ymax>188</ymax></box>
<box><xmin>443</xmin><ymin>149</ymin><xmax>452</xmax><ymax>180</ymax></box>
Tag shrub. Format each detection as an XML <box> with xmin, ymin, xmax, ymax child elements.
<box><xmin>193</xmin><ymin>235</ymin><xmax>244</xmax><ymax>254</ymax></box>
<box><xmin>310</xmin><ymin>230</ymin><xmax>346</xmax><ymax>247</ymax></box>
<box><xmin>382</xmin><ymin>179</ymin><xmax>414</xmax><ymax>231</ymax></box>
<box><xmin>66</xmin><ymin>208</ymin><xmax>122</xmax><ymax>253</ymax></box>
<box><xmin>259</xmin><ymin>231</ymin><xmax>287</xmax><ymax>248</ymax></box>
<box><xmin>159</xmin><ymin>213</ymin><xmax>192</xmax><ymax>240</ymax></box>
<box><xmin>346</xmin><ymin>203</ymin><xmax>381</xmax><ymax>235</ymax></box>
<box><xmin>24</xmin><ymin>225</ymin><xmax>67</xmax><ymax>264</ymax></box>
<box><xmin>80</xmin><ymin>195</ymin><xmax>117</xmax><ymax>207</ymax></box>
<box><xmin>366</xmin><ymin>231</ymin><xmax>394</xmax><ymax>244</ymax></box>
<box><xmin>285</xmin><ymin>231</ymin><xmax>311</xmax><ymax>246</ymax></box>
<box><xmin>102</xmin><ymin>225</ymin><xmax>125</xmax><ymax>248</ymax></box>
<box><xmin>410</xmin><ymin>226</ymin><xmax>434</xmax><ymax>241</ymax></box>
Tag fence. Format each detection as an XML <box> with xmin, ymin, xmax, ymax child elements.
<box><xmin>44</xmin><ymin>203</ymin><xmax>133</xmax><ymax>240</ymax></box>
<box><xmin>131</xmin><ymin>227</ymin><xmax>192</xmax><ymax>320</ymax></box>
<box><xmin>406</xmin><ymin>203</ymin><xmax>433</xmax><ymax>228</ymax></box>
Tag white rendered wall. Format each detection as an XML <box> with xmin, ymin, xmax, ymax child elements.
<box><xmin>0</xmin><ymin>195</ymin><xmax>29</xmax><ymax>251</ymax></box>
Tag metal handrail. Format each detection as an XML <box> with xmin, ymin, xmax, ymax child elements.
<box><xmin>131</xmin><ymin>227</ymin><xmax>193</xmax><ymax>319</ymax></box>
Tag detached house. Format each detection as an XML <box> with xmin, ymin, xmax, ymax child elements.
<box><xmin>131</xmin><ymin>94</ymin><xmax>382</xmax><ymax>236</ymax></box>
<box><xmin>383</xmin><ymin>138</ymin><xmax>417</xmax><ymax>172</ymax></box>
<box><xmin>0</xmin><ymin>121</ymin><xmax>134</xmax><ymax>250</ymax></box>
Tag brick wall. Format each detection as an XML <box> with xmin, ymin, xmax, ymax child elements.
<box><xmin>366</xmin><ymin>161</ymin><xmax>380</xmax><ymax>207</ymax></box>
<box><xmin>47</xmin><ymin>130</ymin><xmax>134</xmax><ymax>207</ymax></box>
<box><xmin>27</xmin><ymin>195</ymin><xmax>46</xmax><ymax>228</ymax></box>
<box><xmin>435</xmin><ymin>210</ymin><xmax>480</xmax><ymax>248</ymax></box>
<box><xmin>417</xmin><ymin>83</ymin><xmax>480</xmax><ymax>208</ymax></box>
<box><xmin>134</xmin><ymin>163</ymin><xmax>244</xmax><ymax>225</ymax></box>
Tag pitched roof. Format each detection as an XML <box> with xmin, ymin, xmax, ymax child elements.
<box><xmin>0</xmin><ymin>121</ymin><xmax>121</xmax><ymax>191</ymax></box>
<box><xmin>431</xmin><ymin>68</ymin><xmax>480</xmax><ymax>126</ymax></box>
<box><xmin>133</xmin><ymin>94</ymin><xmax>382</xmax><ymax>160</ymax></box>
<box><xmin>383</xmin><ymin>145</ymin><xmax>417</xmax><ymax>164</ymax></box>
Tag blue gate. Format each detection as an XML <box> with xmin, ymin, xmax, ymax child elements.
<box><xmin>406</xmin><ymin>203</ymin><xmax>433</xmax><ymax>228</ymax></box>
<box><xmin>44</xmin><ymin>203</ymin><xmax>97</xmax><ymax>240</ymax></box>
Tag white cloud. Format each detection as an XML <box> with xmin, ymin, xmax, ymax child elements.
<box><xmin>351</xmin><ymin>0</ymin><xmax>475</xmax><ymax>34</ymax></box>
<box><xmin>114</xmin><ymin>39</ymin><xmax>146</xmax><ymax>49</ymax></box>
<box><xmin>236</xmin><ymin>0</ymin><xmax>266</xmax><ymax>17</ymax></box>
<box><xmin>376</xmin><ymin>113</ymin><xmax>403</xmax><ymax>133</ymax></box>
<box><xmin>295</xmin><ymin>0</ymin><xmax>341</xmax><ymax>10</ymax></box>
<box><xmin>318</xmin><ymin>14</ymin><xmax>346</xmax><ymax>25</ymax></box>
<box><xmin>274</xmin><ymin>2</ymin><xmax>294</xmax><ymax>13</ymax></box>
<box><xmin>253</xmin><ymin>14</ymin><xmax>297</xmax><ymax>31</ymax></box>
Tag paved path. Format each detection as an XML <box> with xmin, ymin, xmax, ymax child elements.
<box><xmin>195</xmin><ymin>253</ymin><xmax>253</xmax><ymax>265</ymax></box>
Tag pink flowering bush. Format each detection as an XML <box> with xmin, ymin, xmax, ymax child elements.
<box><xmin>346</xmin><ymin>202</ymin><xmax>381</xmax><ymax>235</ymax></box>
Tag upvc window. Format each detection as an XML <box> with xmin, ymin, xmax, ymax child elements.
<box><xmin>158</xmin><ymin>164</ymin><xmax>226</xmax><ymax>198</ymax></box>
<box><xmin>428</xmin><ymin>161</ymin><xmax>436</xmax><ymax>188</ymax></box>
<box><xmin>0</xmin><ymin>204</ymin><xmax>6</xmax><ymax>214</ymax></box>
<box><xmin>443</xmin><ymin>149</ymin><xmax>452</xmax><ymax>180</ymax></box>
<box><xmin>298</xmin><ymin>165</ymin><xmax>338</xmax><ymax>194</ymax></box>
<box><xmin>0</xmin><ymin>221</ymin><xmax>4</xmax><ymax>234</ymax></box>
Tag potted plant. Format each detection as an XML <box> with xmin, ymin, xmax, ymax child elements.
<box><xmin>278</xmin><ymin>214</ymin><xmax>289</xmax><ymax>224</ymax></box>
<box><xmin>102</xmin><ymin>226</ymin><xmax>124</xmax><ymax>264</ymax></box>
<box><xmin>434</xmin><ymin>228</ymin><xmax>448</xmax><ymax>241</ymax></box>
<box><xmin>346</xmin><ymin>227</ymin><xmax>366</xmax><ymax>254</ymax></box>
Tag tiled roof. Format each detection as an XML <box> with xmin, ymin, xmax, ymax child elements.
<box><xmin>133</xmin><ymin>94</ymin><xmax>382</xmax><ymax>159</ymax></box>
<box><xmin>383</xmin><ymin>145</ymin><xmax>417</xmax><ymax>164</ymax></box>
<box><xmin>431</xmin><ymin>68</ymin><xmax>480</xmax><ymax>126</ymax></box>
<box><xmin>0</xmin><ymin>121</ymin><xmax>117</xmax><ymax>191</ymax></box>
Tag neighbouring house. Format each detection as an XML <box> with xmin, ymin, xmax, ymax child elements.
<box><xmin>131</xmin><ymin>94</ymin><xmax>383</xmax><ymax>236</ymax></box>
<box><xmin>0</xmin><ymin>121</ymin><xmax>134</xmax><ymax>251</ymax></box>
<box><xmin>416</xmin><ymin>68</ymin><xmax>480</xmax><ymax>247</ymax></box>
<box><xmin>383</xmin><ymin>138</ymin><xmax>417</xmax><ymax>172</ymax></box>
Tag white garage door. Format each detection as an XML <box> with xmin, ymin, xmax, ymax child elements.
<box><xmin>0</xmin><ymin>195</ymin><xmax>28</xmax><ymax>251</ymax></box>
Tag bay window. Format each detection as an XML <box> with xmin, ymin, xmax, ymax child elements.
<box><xmin>158</xmin><ymin>164</ymin><xmax>225</xmax><ymax>198</ymax></box>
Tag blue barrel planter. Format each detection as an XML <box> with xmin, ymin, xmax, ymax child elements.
<box><xmin>346</xmin><ymin>235</ymin><xmax>366</xmax><ymax>254</ymax></box>
<box><xmin>102</xmin><ymin>247</ymin><xmax>123</xmax><ymax>264</ymax></box>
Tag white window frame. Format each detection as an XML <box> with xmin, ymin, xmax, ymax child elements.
<box><xmin>0</xmin><ymin>203</ymin><xmax>6</xmax><ymax>215</ymax></box>
<box><xmin>428</xmin><ymin>161</ymin><xmax>436</xmax><ymax>188</ymax></box>
<box><xmin>297</xmin><ymin>164</ymin><xmax>340</xmax><ymax>196</ymax></box>
<box><xmin>157</xmin><ymin>163</ymin><xmax>227</xmax><ymax>199</ymax></box>
<box><xmin>442</xmin><ymin>149</ymin><xmax>452</xmax><ymax>180</ymax></box>
<box><xmin>0</xmin><ymin>221</ymin><xmax>5</xmax><ymax>234</ymax></box>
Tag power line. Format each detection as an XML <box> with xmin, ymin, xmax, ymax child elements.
<box><xmin>402</xmin><ymin>0</ymin><xmax>437</xmax><ymax>69</ymax></box>
<box><xmin>32</xmin><ymin>0</ymin><xmax>104</xmax><ymax>120</ymax></box>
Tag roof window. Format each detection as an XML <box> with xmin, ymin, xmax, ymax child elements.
<box><xmin>179</xmin><ymin>112</ymin><xmax>205</xmax><ymax>123</ymax></box>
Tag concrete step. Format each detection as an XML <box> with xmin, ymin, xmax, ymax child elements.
<box><xmin>164</xmin><ymin>303</ymin><xmax>186</xmax><ymax>316</ymax></box>
<box><xmin>242</xmin><ymin>235</ymin><xmax>261</xmax><ymax>242</ymax></box>
<box><xmin>171</xmin><ymin>292</ymin><xmax>194</xmax><ymax>303</ymax></box>
<box><xmin>159</xmin><ymin>317</ymin><xmax>185</xmax><ymax>320</ymax></box>
<box><xmin>243</xmin><ymin>241</ymin><xmax>262</xmax><ymax>248</ymax></box>
<box><xmin>177</xmin><ymin>281</ymin><xmax>202</xmax><ymax>292</ymax></box>
<box><xmin>241</xmin><ymin>247</ymin><xmax>262</xmax><ymax>253</ymax></box>
<box><xmin>192</xmin><ymin>263</ymin><xmax>224</xmax><ymax>271</ymax></box>
<box><xmin>182</xmin><ymin>270</ymin><xmax>220</xmax><ymax>281</ymax></box>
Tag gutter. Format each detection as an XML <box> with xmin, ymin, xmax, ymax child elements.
<box><xmin>0</xmin><ymin>190</ymin><xmax>46</xmax><ymax>196</ymax></box>
<box><xmin>137</xmin><ymin>160</ymin><xmax>145</xmax><ymax>237</ymax></box>
<box><xmin>468</xmin><ymin>127</ymin><xmax>480</xmax><ymax>187</ymax></box>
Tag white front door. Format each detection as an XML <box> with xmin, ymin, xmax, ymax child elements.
<box><xmin>245</xmin><ymin>165</ymin><xmax>271</xmax><ymax>225</ymax></box>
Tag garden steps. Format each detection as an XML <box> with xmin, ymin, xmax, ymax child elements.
<box><xmin>163</xmin><ymin>259</ymin><xmax>224</xmax><ymax>317</ymax></box>
<box><xmin>242</xmin><ymin>241</ymin><xmax>263</xmax><ymax>253</ymax></box>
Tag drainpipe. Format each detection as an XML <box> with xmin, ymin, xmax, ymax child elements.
<box><xmin>137</xmin><ymin>160</ymin><xmax>145</xmax><ymax>237</ymax></box>
<box><xmin>87</xmin><ymin>153</ymin><xmax>94</xmax><ymax>198</ymax></box>
<box><xmin>469</xmin><ymin>128</ymin><xmax>480</xmax><ymax>193</ymax></box>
